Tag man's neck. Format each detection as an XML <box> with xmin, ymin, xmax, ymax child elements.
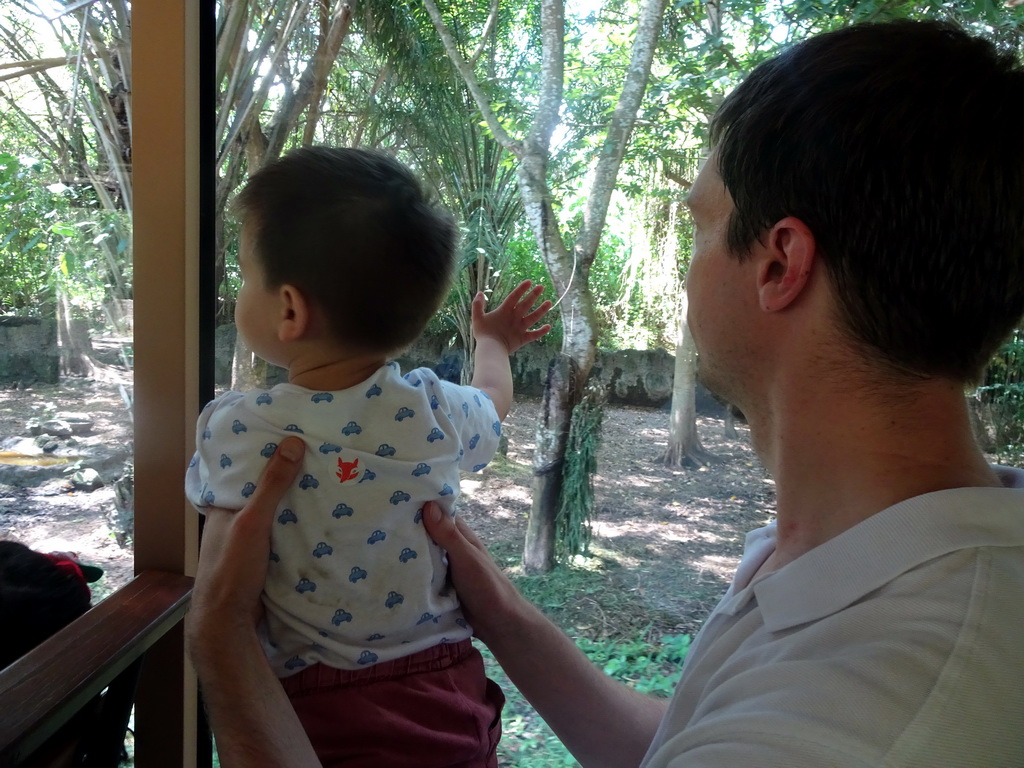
<box><xmin>751</xmin><ymin>372</ymin><xmax>999</xmax><ymax>573</ymax></box>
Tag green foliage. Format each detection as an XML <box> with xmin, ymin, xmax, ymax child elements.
<box><xmin>0</xmin><ymin>152</ymin><xmax>129</xmax><ymax>319</ymax></box>
<box><xmin>556</xmin><ymin>387</ymin><xmax>604</xmax><ymax>563</ymax></box>
<box><xmin>480</xmin><ymin>630</ymin><xmax>690</xmax><ymax>766</ymax></box>
<box><xmin>975</xmin><ymin>331</ymin><xmax>1024</xmax><ymax>465</ymax></box>
<box><xmin>574</xmin><ymin>632</ymin><xmax>690</xmax><ymax>696</ymax></box>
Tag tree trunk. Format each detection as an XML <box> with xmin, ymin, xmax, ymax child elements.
<box><xmin>231</xmin><ymin>334</ymin><xmax>266</xmax><ymax>391</ymax></box>
<box><xmin>525</xmin><ymin>356</ymin><xmax>578</xmax><ymax>571</ymax></box>
<box><xmin>661</xmin><ymin>293</ymin><xmax>714</xmax><ymax>467</ymax></box>
<box><xmin>724</xmin><ymin>404</ymin><xmax>738</xmax><ymax>438</ymax></box>
<box><xmin>57</xmin><ymin>290</ymin><xmax>94</xmax><ymax>377</ymax></box>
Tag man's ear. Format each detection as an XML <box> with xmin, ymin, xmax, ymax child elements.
<box><xmin>757</xmin><ymin>216</ymin><xmax>817</xmax><ymax>312</ymax></box>
<box><xmin>276</xmin><ymin>284</ymin><xmax>312</xmax><ymax>342</ymax></box>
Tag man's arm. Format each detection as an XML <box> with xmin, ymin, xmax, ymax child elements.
<box><xmin>470</xmin><ymin>280</ymin><xmax>552</xmax><ymax>420</ymax></box>
<box><xmin>186</xmin><ymin>437</ymin><xmax>322</xmax><ymax>768</ymax></box>
<box><xmin>422</xmin><ymin>502</ymin><xmax>667</xmax><ymax>767</ymax></box>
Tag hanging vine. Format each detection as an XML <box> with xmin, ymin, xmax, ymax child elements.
<box><xmin>555</xmin><ymin>383</ymin><xmax>605</xmax><ymax>564</ymax></box>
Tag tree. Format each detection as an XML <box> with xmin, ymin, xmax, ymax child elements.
<box><xmin>423</xmin><ymin>0</ymin><xmax>669</xmax><ymax>571</ymax></box>
<box><xmin>0</xmin><ymin>0</ymin><xmax>132</xmax><ymax>376</ymax></box>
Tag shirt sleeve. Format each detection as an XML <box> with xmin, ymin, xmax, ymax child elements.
<box><xmin>433</xmin><ymin>378</ymin><xmax>501</xmax><ymax>472</ymax></box>
<box><xmin>184</xmin><ymin>390</ymin><xmax>247</xmax><ymax>511</ymax></box>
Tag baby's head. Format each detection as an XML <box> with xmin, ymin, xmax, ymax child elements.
<box><xmin>234</xmin><ymin>147</ymin><xmax>458</xmax><ymax>357</ymax></box>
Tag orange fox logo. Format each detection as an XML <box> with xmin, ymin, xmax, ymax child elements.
<box><xmin>336</xmin><ymin>457</ymin><xmax>359</xmax><ymax>483</ymax></box>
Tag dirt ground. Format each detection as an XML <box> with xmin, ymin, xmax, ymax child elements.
<box><xmin>0</xmin><ymin>376</ymin><xmax>774</xmax><ymax>634</ymax></box>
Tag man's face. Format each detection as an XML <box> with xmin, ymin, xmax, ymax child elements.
<box><xmin>684</xmin><ymin>160</ymin><xmax>761</xmax><ymax>408</ymax></box>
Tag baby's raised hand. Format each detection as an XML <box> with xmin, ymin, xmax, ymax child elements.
<box><xmin>472</xmin><ymin>280</ymin><xmax>553</xmax><ymax>355</ymax></box>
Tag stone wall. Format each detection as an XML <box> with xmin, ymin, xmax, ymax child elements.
<box><xmin>396</xmin><ymin>336</ymin><xmax>687</xmax><ymax>409</ymax></box>
<box><xmin>0</xmin><ymin>317</ymin><xmax>59</xmax><ymax>387</ymax></box>
<box><xmin>214</xmin><ymin>325</ymin><xmax>726</xmax><ymax>412</ymax></box>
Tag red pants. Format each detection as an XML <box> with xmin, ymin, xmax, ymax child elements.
<box><xmin>281</xmin><ymin>639</ymin><xmax>504</xmax><ymax>768</ymax></box>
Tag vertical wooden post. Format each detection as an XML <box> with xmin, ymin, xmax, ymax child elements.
<box><xmin>132</xmin><ymin>1</ymin><xmax>201</xmax><ymax>765</ymax></box>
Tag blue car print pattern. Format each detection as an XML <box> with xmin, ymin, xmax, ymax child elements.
<box><xmin>332</xmin><ymin>503</ymin><xmax>354</xmax><ymax>518</ymax></box>
<box><xmin>385</xmin><ymin>591</ymin><xmax>404</xmax><ymax>608</ymax></box>
<box><xmin>367</xmin><ymin>529</ymin><xmax>387</xmax><ymax>544</ymax></box>
<box><xmin>310</xmin><ymin>392</ymin><xmax>334</xmax><ymax>404</ymax></box>
<box><xmin>357</xmin><ymin>650</ymin><xmax>378</xmax><ymax>665</ymax></box>
<box><xmin>231</xmin><ymin>420</ymin><xmax>247</xmax><ymax>434</ymax></box>
<box><xmin>278</xmin><ymin>509</ymin><xmax>297</xmax><ymax>524</ymax></box>
<box><xmin>241</xmin><ymin>482</ymin><xmax>256</xmax><ymax>498</ymax></box>
<box><xmin>256</xmin><ymin>393</ymin><xmax>272</xmax><ymax>406</ymax></box>
<box><xmin>261</xmin><ymin>442</ymin><xmax>277</xmax><ymax>458</ymax></box>
<box><xmin>427</xmin><ymin>428</ymin><xmax>445</xmax><ymax>443</ymax></box>
<box><xmin>295</xmin><ymin>578</ymin><xmax>316</xmax><ymax>594</ymax></box>
<box><xmin>312</xmin><ymin>542</ymin><xmax>333</xmax><ymax>558</ymax></box>
<box><xmin>411</xmin><ymin>462</ymin><xmax>431</xmax><ymax>477</ymax></box>
<box><xmin>348</xmin><ymin>567</ymin><xmax>368</xmax><ymax>583</ymax></box>
<box><xmin>332</xmin><ymin>609</ymin><xmax>353</xmax><ymax>625</ymax></box>
<box><xmin>219</xmin><ymin>453</ymin><xmax>232</xmax><ymax>468</ymax></box>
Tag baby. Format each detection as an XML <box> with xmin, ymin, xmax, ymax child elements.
<box><xmin>185</xmin><ymin>146</ymin><xmax>550</xmax><ymax>767</ymax></box>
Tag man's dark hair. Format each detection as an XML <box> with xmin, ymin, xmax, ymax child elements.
<box><xmin>0</xmin><ymin>541</ymin><xmax>91</xmax><ymax>668</ymax></box>
<box><xmin>710</xmin><ymin>20</ymin><xmax>1024</xmax><ymax>381</ymax></box>
<box><xmin>235</xmin><ymin>147</ymin><xmax>458</xmax><ymax>355</ymax></box>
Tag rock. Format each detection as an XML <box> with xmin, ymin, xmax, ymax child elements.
<box><xmin>26</xmin><ymin>417</ymin><xmax>42</xmax><ymax>436</ymax></box>
<box><xmin>108</xmin><ymin>463</ymin><xmax>134</xmax><ymax>548</ymax></box>
<box><xmin>56</xmin><ymin>413</ymin><xmax>94</xmax><ymax>435</ymax></box>
<box><xmin>36</xmin><ymin>437</ymin><xmax>60</xmax><ymax>453</ymax></box>
<box><xmin>41</xmin><ymin>419</ymin><xmax>74</xmax><ymax>437</ymax></box>
<box><xmin>71</xmin><ymin>468</ymin><xmax>104</xmax><ymax>491</ymax></box>
<box><xmin>0</xmin><ymin>316</ymin><xmax>59</xmax><ymax>386</ymax></box>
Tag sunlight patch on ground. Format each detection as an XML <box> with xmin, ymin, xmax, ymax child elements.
<box><xmin>695</xmin><ymin>554</ymin><xmax>741</xmax><ymax>580</ymax></box>
<box><xmin>593</xmin><ymin>519</ymin><xmax>700</xmax><ymax>543</ymax></box>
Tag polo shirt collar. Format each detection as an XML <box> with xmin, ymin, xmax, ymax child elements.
<box><xmin>740</xmin><ymin>467</ymin><xmax>1024</xmax><ymax>633</ymax></box>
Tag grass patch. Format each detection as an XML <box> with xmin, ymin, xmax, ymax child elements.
<box><xmin>481</xmin><ymin>628</ymin><xmax>689</xmax><ymax>767</ymax></box>
<box><xmin>478</xmin><ymin>551</ymin><xmax>692</xmax><ymax>766</ymax></box>
<box><xmin>483</xmin><ymin>451</ymin><xmax>532</xmax><ymax>481</ymax></box>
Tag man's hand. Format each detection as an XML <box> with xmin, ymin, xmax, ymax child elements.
<box><xmin>421</xmin><ymin>501</ymin><xmax>667</xmax><ymax>766</ymax></box>
<box><xmin>187</xmin><ymin>437</ymin><xmax>323</xmax><ymax>768</ymax></box>
<box><xmin>421</xmin><ymin>501</ymin><xmax>523</xmax><ymax>646</ymax></box>
<box><xmin>472</xmin><ymin>279</ymin><xmax>552</xmax><ymax>355</ymax></box>
<box><xmin>187</xmin><ymin>436</ymin><xmax>305</xmax><ymax>651</ymax></box>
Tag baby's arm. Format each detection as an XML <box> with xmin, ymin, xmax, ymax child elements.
<box><xmin>470</xmin><ymin>280</ymin><xmax>552</xmax><ymax>421</ymax></box>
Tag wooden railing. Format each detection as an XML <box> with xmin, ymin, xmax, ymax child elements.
<box><xmin>0</xmin><ymin>570</ymin><xmax>193</xmax><ymax>767</ymax></box>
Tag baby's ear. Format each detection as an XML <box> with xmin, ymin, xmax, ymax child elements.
<box><xmin>277</xmin><ymin>284</ymin><xmax>312</xmax><ymax>342</ymax></box>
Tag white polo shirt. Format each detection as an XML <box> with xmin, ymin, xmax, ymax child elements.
<box><xmin>642</xmin><ymin>467</ymin><xmax>1024</xmax><ymax>767</ymax></box>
